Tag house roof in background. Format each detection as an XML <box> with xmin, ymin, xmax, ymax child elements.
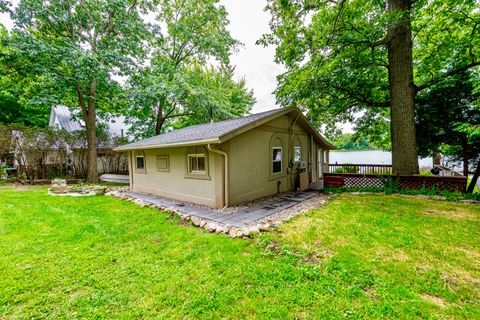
<box><xmin>49</xmin><ymin>105</ymin><xmax>130</xmax><ymax>138</ymax></box>
<box><xmin>115</xmin><ymin>107</ymin><xmax>335</xmax><ymax>151</ymax></box>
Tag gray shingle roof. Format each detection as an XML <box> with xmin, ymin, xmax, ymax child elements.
<box><xmin>116</xmin><ymin>108</ymin><xmax>285</xmax><ymax>150</ymax></box>
<box><xmin>115</xmin><ymin>106</ymin><xmax>335</xmax><ymax>151</ymax></box>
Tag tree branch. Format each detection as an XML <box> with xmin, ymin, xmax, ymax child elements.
<box><xmin>165</xmin><ymin>112</ymin><xmax>196</xmax><ymax>119</ymax></box>
<box><xmin>76</xmin><ymin>82</ymin><xmax>88</xmax><ymax>119</ymax></box>
<box><xmin>415</xmin><ymin>61</ymin><xmax>480</xmax><ymax>93</ymax></box>
<box><xmin>331</xmin><ymin>85</ymin><xmax>388</xmax><ymax>108</ymax></box>
<box><xmin>326</xmin><ymin>0</ymin><xmax>347</xmax><ymax>46</ymax></box>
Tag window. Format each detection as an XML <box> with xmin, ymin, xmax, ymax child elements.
<box><xmin>136</xmin><ymin>155</ymin><xmax>145</xmax><ymax>170</ymax></box>
<box><xmin>188</xmin><ymin>154</ymin><xmax>206</xmax><ymax>174</ymax></box>
<box><xmin>272</xmin><ymin>147</ymin><xmax>282</xmax><ymax>174</ymax></box>
<box><xmin>156</xmin><ymin>155</ymin><xmax>169</xmax><ymax>172</ymax></box>
<box><xmin>294</xmin><ymin>146</ymin><xmax>302</xmax><ymax>162</ymax></box>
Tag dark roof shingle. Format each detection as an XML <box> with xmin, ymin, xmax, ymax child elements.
<box><xmin>115</xmin><ymin>107</ymin><xmax>335</xmax><ymax>150</ymax></box>
<box><xmin>117</xmin><ymin>108</ymin><xmax>284</xmax><ymax>150</ymax></box>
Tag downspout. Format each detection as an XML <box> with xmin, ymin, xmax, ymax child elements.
<box><xmin>207</xmin><ymin>144</ymin><xmax>229</xmax><ymax>208</ymax></box>
<box><xmin>129</xmin><ymin>151</ymin><xmax>134</xmax><ymax>190</ymax></box>
<box><xmin>308</xmin><ymin>134</ymin><xmax>314</xmax><ymax>183</ymax></box>
<box><xmin>289</xmin><ymin>111</ymin><xmax>302</xmax><ymax>191</ymax></box>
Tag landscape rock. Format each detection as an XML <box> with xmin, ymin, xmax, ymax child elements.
<box><xmin>215</xmin><ymin>225</ymin><xmax>226</xmax><ymax>234</ymax></box>
<box><xmin>191</xmin><ymin>216</ymin><xmax>202</xmax><ymax>226</ymax></box>
<box><xmin>259</xmin><ymin>223</ymin><xmax>271</xmax><ymax>231</ymax></box>
<box><xmin>228</xmin><ymin>229</ymin><xmax>242</xmax><ymax>238</ymax></box>
<box><xmin>205</xmin><ymin>222</ymin><xmax>217</xmax><ymax>232</ymax></box>
<box><xmin>50</xmin><ymin>178</ymin><xmax>68</xmax><ymax>194</ymax></box>
<box><xmin>246</xmin><ymin>225</ymin><xmax>260</xmax><ymax>235</ymax></box>
<box><xmin>93</xmin><ymin>186</ymin><xmax>106</xmax><ymax>195</ymax></box>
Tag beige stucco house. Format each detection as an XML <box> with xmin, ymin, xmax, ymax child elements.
<box><xmin>115</xmin><ymin>107</ymin><xmax>334</xmax><ymax>208</ymax></box>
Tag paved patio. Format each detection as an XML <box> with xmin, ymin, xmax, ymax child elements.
<box><xmin>123</xmin><ymin>191</ymin><xmax>318</xmax><ymax>227</ymax></box>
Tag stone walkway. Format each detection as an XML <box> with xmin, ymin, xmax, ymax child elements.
<box><xmin>122</xmin><ymin>191</ymin><xmax>318</xmax><ymax>227</ymax></box>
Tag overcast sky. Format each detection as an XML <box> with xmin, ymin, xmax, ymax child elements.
<box><xmin>219</xmin><ymin>0</ymin><xmax>284</xmax><ymax>113</ymax></box>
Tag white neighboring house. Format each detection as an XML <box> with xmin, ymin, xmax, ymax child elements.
<box><xmin>49</xmin><ymin>105</ymin><xmax>130</xmax><ymax>140</ymax></box>
<box><xmin>47</xmin><ymin>105</ymin><xmax>132</xmax><ymax>175</ymax></box>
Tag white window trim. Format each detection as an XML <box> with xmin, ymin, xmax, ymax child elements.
<box><xmin>188</xmin><ymin>153</ymin><xmax>206</xmax><ymax>175</ymax></box>
<box><xmin>135</xmin><ymin>155</ymin><xmax>145</xmax><ymax>170</ymax></box>
<box><xmin>272</xmin><ymin>147</ymin><xmax>282</xmax><ymax>174</ymax></box>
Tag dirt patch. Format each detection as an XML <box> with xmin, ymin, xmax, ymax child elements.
<box><xmin>364</xmin><ymin>286</ymin><xmax>377</xmax><ymax>299</ymax></box>
<box><xmin>422</xmin><ymin>209</ymin><xmax>475</xmax><ymax>221</ymax></box>
<box><xmin>300</xmin><ymin>252</ymin><xmax>320</xmax><ymax>264</ymax></box>
<box><xmin>393</xmin><ymin>250</ymin><xmax>410</xmax><ymax>261</ymax></box>
<box><xmin>420</xmin><ymin>294</ymin><xmax>447</xmax><ymax>308</ymax></box>
<box><xmin>69</xmin><ymin>287</ymin><xmax>91</xmax><ymax>299</ymax></box>
<box><xmin>456</xmin><ymin>246</ymin><xmax>480</xmax><ymax>260</ymax></box>
<box><xmin>441</xmin><ymin>267</ymin><xmax>480</xmax><ymax>287</ymax></box>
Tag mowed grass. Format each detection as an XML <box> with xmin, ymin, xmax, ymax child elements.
<box><xmin>0</xmin><ymin>186</ymin><xmax>479</xmax><ymax>319</ymax></box>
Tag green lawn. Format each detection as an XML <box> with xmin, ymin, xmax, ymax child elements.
<box><xmin>1</xmin><ymin>186</ymin><xmax>479</xmax><ymax>319</ymax></box>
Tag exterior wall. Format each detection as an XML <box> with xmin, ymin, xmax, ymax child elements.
<box><xmin>129</xmin><ymin>145</ymin><xmax>223</xmax><ymax>208</ymax></box>
<box><xmin>223</xmin><ymin>115</ymin><xmax>320</xmax><ymax>205</ymax></box>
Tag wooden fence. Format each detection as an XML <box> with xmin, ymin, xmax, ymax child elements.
<box><xmin>324</xmin><ymin>173</ymin><xmax>468</xmax><ymax>193</ymax></box>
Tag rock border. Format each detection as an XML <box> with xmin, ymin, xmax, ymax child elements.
<box><xmin>106</xmin><ymin>187</ymin><xmax>332</xmax><ymax>238</ymax></box>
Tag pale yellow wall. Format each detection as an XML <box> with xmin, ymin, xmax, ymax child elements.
<box><xmin>223</xmin><ymin>115</ymin><xmax>320</xmax><ymax>205</ymax></box>
<box><xmin>129</xmin><ymin>145</ymin><xmax>223</xmax><ymax>207</ymax></box>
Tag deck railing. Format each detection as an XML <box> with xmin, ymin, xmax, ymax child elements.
<box><xmin>323</xmin><ymin>173</ymin><xmax>468</xmax><ymax>193</ymax></box>
<box><xmin>327</xmin><ymin>164</ymin><xmax>393</xmax><ymax>175</ymax></box>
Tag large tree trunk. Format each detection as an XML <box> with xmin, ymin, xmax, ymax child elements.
<box><xmin>387</xmin><ymin>0</ymin><xmax>419</xmax><ymax>175</ymax></box>
<box><xmin>86</xmin><ymin>79</ymin><xmax>98</xmax><ymax>183</ymax></box>
<box><xmin>466</xmin><ymin>163</ymin><xmax>479</xmax><ymax>193</ymax></box>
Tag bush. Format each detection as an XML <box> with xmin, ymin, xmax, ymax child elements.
<box><xmin>333</xmin><ymin>165</ymin><xmax>359</xmax><ymax>174</ymax></box>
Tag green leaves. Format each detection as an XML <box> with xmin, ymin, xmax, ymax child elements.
<box><xmin>9</xmin><ymin>0</ymin><xmax>148</xmax><ymax>110</ymax></box>
<box><xmin>124</xmin><ymin>0</ymin><xmax>252</xmax><ymax>137</ymax></box>
<box><xmin>262</xmin><ymin>0</ymin><xmax>480</xmax><ymax>141</ymax></box>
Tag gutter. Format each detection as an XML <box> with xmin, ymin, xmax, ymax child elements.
<box><xmin>114</xmin><ymin>138</ymin><xmax>221</xmax><ymax>152</ymax></box>
<box><xmin>207</xmin><ymin>144</ymin><xmax>229</xmax><ymax>208</ymax></box>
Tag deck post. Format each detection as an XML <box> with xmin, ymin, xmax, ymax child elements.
<box><xmin>319</xmin><ymin>149</ymin><xmax>324</xmax><ymax>178</ymax></box>
<box><xmin>324</xmin><ymin>150</ymin><xmax>330</xmax><ymax>173</ymax></box>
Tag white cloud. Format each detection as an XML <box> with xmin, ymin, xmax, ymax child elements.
<box><xmin>219</xmin><ymin>0</ymin><xmax>284</xmax><ymax>113</ymax></box>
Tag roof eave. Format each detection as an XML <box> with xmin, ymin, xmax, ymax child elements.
<box><xmin>297</xmin><ymin>115</ymin><xmax>336</xmax><ymax>150</ymax></box>
<box><xmin>113</xmin><ymin>138</ymin><xmax>221</xmax><ymax>152</ymax></box>
<box><xmin>217</xmin><ymin>107</ymin><xmax>336</xmax><ymax>150</ymax></box>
